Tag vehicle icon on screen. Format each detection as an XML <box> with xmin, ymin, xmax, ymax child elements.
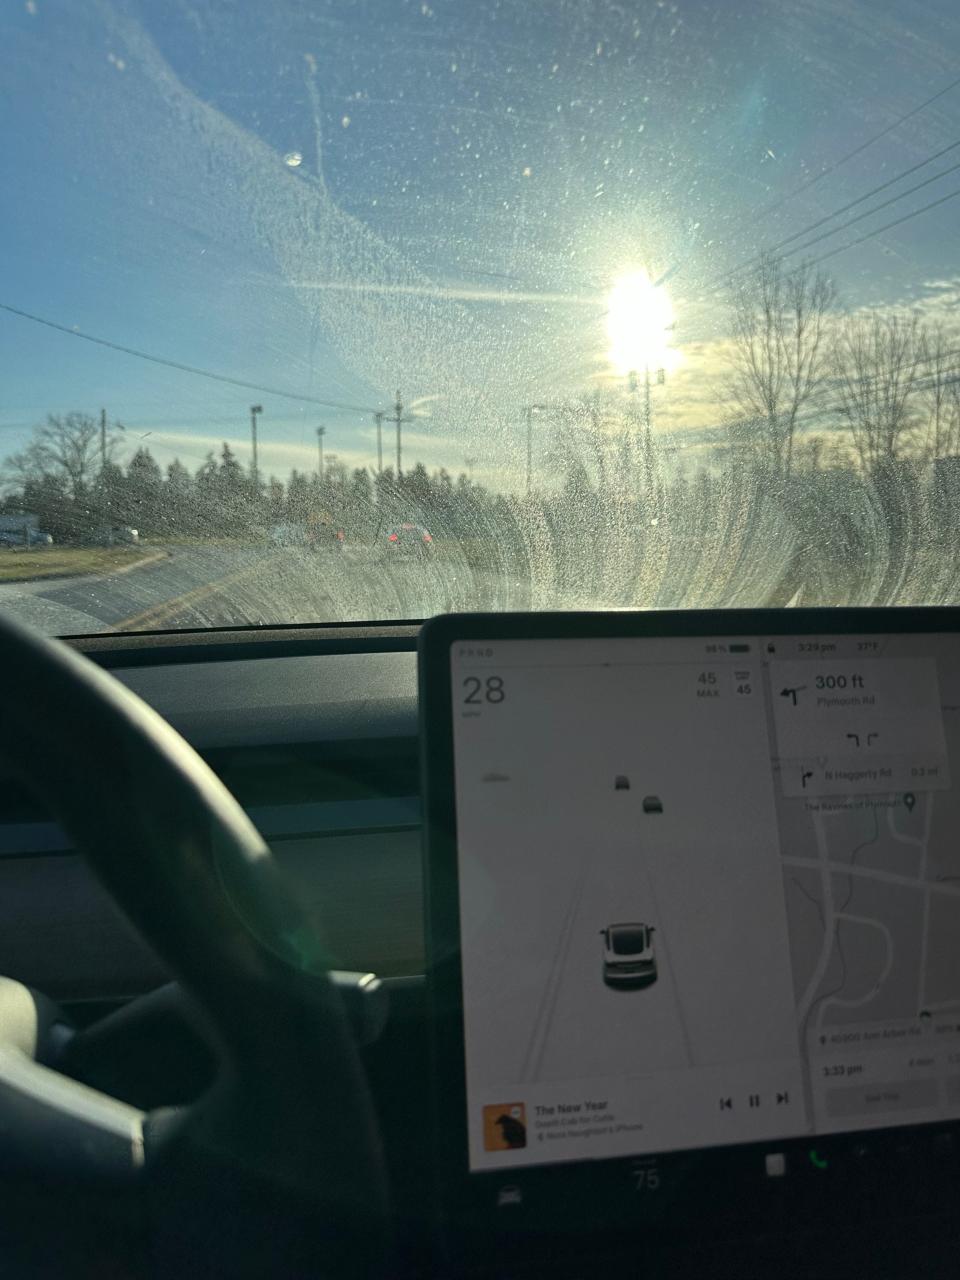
<box><xmin>642</xmin><ymin>794</ymin><xmax>663</xmax><ymax>814</ymax></box>
<box><xmin>600</xmin><ymin>923</ymin><xmax>657</xmax><ymax>989</ymax></box>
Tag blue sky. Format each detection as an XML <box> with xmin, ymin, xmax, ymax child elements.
<box><xmin>2</xmin><ymin>0</ymin><xmax>959</xmax><ymax>485</ymax></box>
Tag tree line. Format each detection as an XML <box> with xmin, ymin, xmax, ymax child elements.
<box><xmin>0</xmin><ymin>418</ymin><xmax>505</xmax><ymax>545</ymax></box>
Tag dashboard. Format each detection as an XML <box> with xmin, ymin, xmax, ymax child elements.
<box><xmin>0</xmin><ymin>634</ymin><xmax>424</xmax><ymax>1004</ymax></box>
<box><xmin>2</xmin><ymin>618</ymin><xmax>960</xmax><ymax>1279</ymax></box>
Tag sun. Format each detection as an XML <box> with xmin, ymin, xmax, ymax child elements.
<box><xmin>606</xmin><ymin>270</ymin><xmax>677</xmax><ymax>376</ymax></box>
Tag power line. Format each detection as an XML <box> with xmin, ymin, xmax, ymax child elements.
<box><xmin>0</xmin><ymin>300</ymin><xmax>382</xmax><ymax>415</ymax></box>
<box><xmin>769</xmin><ymin>138</ymin><xmax>960</xmax><ymax>256</ymax></box>
<box><xmin>519</xmin><ymin>239</ymin><xmax>960</xmax><ymax>418</ymax></box>
<box><xmin>446</xmin><ymin>80</ymin><xmax>960</xmax><ymax>319</ymax></box>
<box><xmin>753</xmin><ymin>71</ymin><xmax>960</xmax><ymax>222</ymax></box>
<box><xmin>708</xmin><ymin>138</ymin><xmax>960</xmax><ymax>292</ymax></box>
<box><xmin>691</xmin><ymin>179</ymin><xmax>960</xmax><ymax>313</ymax></box>
<box><xmin>767</xmin><ymin>156</ymin><xmax>960</xmax><ymax>268</ymax></box>
<box><xmin>661</xmin><ymin>73</ymin><xmax>960</xmax><ymax>297</ymax></box>
<box><xmin>805</xmin><ymin>183</ymin><xmax>960</xmax><ymax>267</ymax></box>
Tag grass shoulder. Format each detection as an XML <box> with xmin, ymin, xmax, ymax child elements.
<box><xmin>0</xmin><ymin>546</ymin><xmax>162</xmax><ymax>583</ymax></box>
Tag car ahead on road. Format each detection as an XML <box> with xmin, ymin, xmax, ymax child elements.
<box><xmin>383</xmin><ymin>522</ymin><xmax>433</xmax><ymax>560</ymax></box>
<box><xmin>600</xmin><ymin>922</ymin><xmax>657</xmax><ymax>989</ymax></box>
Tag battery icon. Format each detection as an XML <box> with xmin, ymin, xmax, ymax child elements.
<box><xmin>729</xmin><ymin>643</ymin><xmax>751</xmax><ymax>653</ymax></box>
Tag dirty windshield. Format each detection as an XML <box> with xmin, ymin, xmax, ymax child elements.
<box><xmin>2</xmin><ymin>2</ymin><xmax>959</xmax><ymax>633</ymax></box>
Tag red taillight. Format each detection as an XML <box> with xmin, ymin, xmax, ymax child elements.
<box><xmin>388</xmin><ymin>533</ymin><xmax>399</xmax><ymax>542</ymax></box>
<box><xmin>422</xmin><ymin>533</ymin><xmax>432</xmax><ymax>542</ymax></box>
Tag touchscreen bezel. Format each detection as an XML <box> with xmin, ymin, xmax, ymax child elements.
<box><xmin>419</xmin><ymin>607</ymin><xmax>960</xmax><ymax>1245</ymax></box>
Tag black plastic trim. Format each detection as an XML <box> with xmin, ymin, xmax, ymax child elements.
<box><xmin>66</xmin><ymin>622</ymin><xmax>422</xmax><ymax>669</ymax></box>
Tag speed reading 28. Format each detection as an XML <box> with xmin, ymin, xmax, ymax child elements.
<box><xmin>462</xmin><ymin>676</ymin><xmax>506</xmax><ymax>705</ymax></box>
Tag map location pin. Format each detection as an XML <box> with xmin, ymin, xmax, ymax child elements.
<box><xmin>904</xmin><ymin>793</ymin><xmax>916</xmax><ymax>813</ymax></box>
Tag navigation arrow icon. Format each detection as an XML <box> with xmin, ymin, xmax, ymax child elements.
<box><xmin>780</xmin><ymin>686</ymin><xmax>807</xmax><ymax>707</ymax></box>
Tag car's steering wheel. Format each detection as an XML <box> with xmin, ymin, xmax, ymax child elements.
<box><xmin>0</xmin><ymin>613</ymin><xmax>391</xmax><ymax>1277</ymax></box>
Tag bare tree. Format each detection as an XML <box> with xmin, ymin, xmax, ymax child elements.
<box><xmin>831</xmin><ymin>314</ymin><xmax>923</xmax><ymax>472</ymax></box>
<box><xmin>725</xmin><ymin>252</ymin><xmax>835</xmax><ymax>477</ymax></box>
<box><xmin>2</xmin><ymin>412</ymin><xmax>123</xmax><ymax>499</ymax></box>
<box><xmin>917</xmin><ymin>322</ymin><xmax>960</xmax><ymax>461</ymax></box>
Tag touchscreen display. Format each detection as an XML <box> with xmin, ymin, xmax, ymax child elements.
<box><xmin>449</xmin><ymin>632</ymin><xmax>960</xmax><ymax>1172</ymax></box>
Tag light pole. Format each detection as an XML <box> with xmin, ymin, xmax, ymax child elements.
<box><xmin>374</xmin><ymin>411</ymin><xmax>384</xmax><ymax>473</ymax></box>
<box><xmin>250</xmin><ymin>404</ymin><xmax>263</xmax><ymax>489</ymax></box>
<box><xmin>524</xmin><ymin>404</ymin><xmax>547</xmax><ymax>495</ymax></box>
<box><xmin>606</xmin><ymin>271</ymin><xmax>673</xmax><ymax>495</ymax></box>
<box><xmin>627</xmin><ymin>364</ymin><xmax>666</xmax><ymax>490</ymax></box>
<box><xmin>317</xmin><ymin>425</ymin><xmax>326</xmax><ymax>480</ymax></box>
<box><xmin>627</xmin><ymin>363</ymin><xmax>651</xmax><ymax>443</ymax></box>
<box><xmin>389</xmin><ymin>391</ymin><xmax>411</xmax><ymax>476</ymax></box>
<box><xmin>396</xmin><ymin>392</ymin><xmax>402</xmax><ymax>475</ymax></box>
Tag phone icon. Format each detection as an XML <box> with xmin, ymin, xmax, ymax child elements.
<box><xmin>808</xmin><ymin>1148</ymin><xmax>829</xmax><ymax>1171</ymax></box>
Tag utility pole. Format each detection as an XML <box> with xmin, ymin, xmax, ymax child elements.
<box><xmin>374</xmin><ymin>411</ymin><xmax>384</xmax><ymax>473</ymax></box>
<box><xmin>389</xmin><ymin>390</ymin><xmax>411</xmax><ymax>476</ymax></box>
<box><xmin>99</xmin><ymin>407</ymin><xmax>110</xmax><ymax>539</ymax></box>
<box><xmin>317</xmin><ymin>425</ymin><xmax>326</xmax><ymax>480</ymax></box>
<box><xmin>250</xmin><ymin>404</ymin><xmax>263</xmax><ymax>489</ymax></box>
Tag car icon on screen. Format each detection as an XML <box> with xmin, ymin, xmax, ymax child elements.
<box><xmin>600</xmin><ymin>923</ymin><xmax>657</xmax><ymax>989</ymax></box>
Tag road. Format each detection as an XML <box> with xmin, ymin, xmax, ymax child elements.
<box><xmin>0</xmin><ymin>544</ymin><xmax>534</xmax><ymax>634</ymax></box>
<box><xmin>519</xmin><ymin>837</ymin><xmax>694</xmax><ymax>1086</ymax></box>
<box><xmin>8</xmin><ymin>530</ymin><xmax>942</xmax><ymax>637</ymax></box>
<box><xmin>455</xmin><ymin>661</ymin><xmax>802</xmax><ymax>1097</ymax></box>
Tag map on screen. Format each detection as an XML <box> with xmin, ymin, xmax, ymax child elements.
<box><xmin>449</xmin><ymin>633</ymin><xmax>960</xmax><ymax>1171</ymax></box>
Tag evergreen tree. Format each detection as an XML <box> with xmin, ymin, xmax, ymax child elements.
<box><xmin>162</xmin><ymin>459</ymin><xmax>193</xmax><ymax>535</ymax></box>
<box><xmin>194</xmin><ymin>452</ymin><xmax>219</xmax><ymax>532</ymax></box>
<box><xmin>126</xmin><ymin>448</ymin><xmax>163</xmax><ymax>532</ymax></box>
<box><xmin>267</xmin><ymin>477</ymin><xmax>285</xmax><ymax>525</ymax></box>
<box><xmin>216</xmin><ymin>442</ymin><xmax>249</xmax><ymax>532</ymax></box>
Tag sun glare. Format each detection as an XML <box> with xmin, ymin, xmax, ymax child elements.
<box><xmin>606</xmin><ymin>270</ymin><xmax>677</xmax><ymax>376</ymax></box>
